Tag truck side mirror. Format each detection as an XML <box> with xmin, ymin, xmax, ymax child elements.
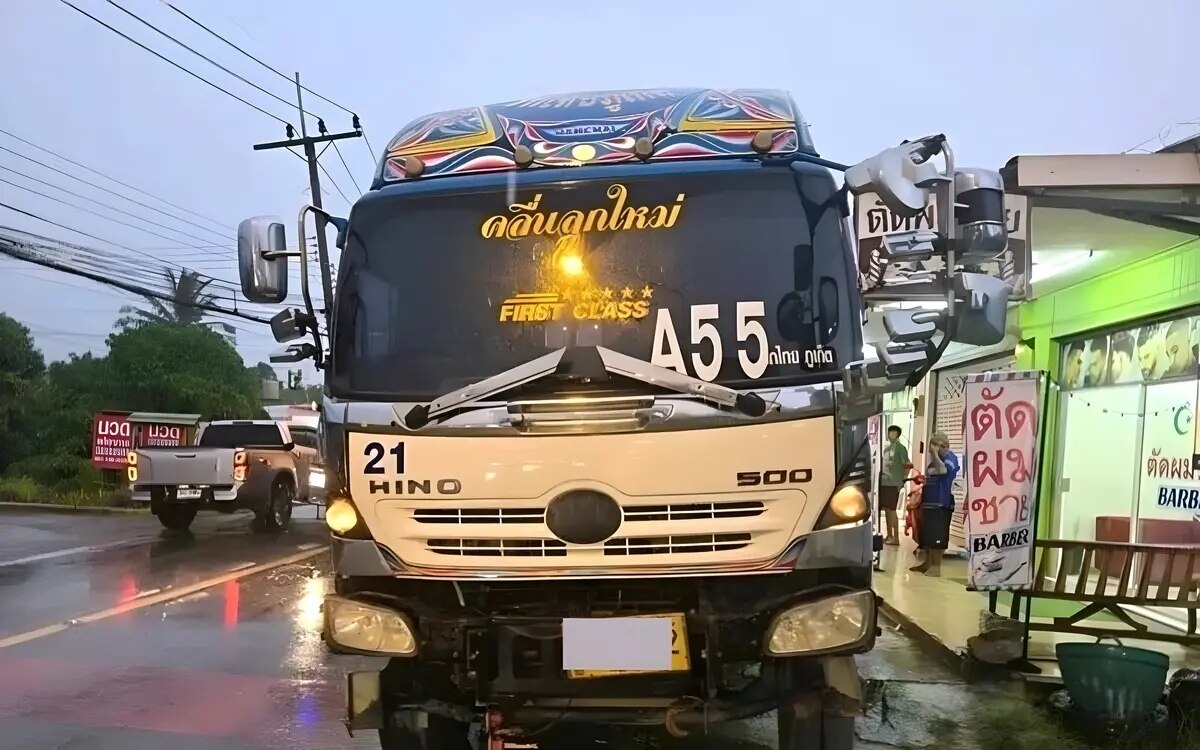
<box><xmin>949</xmin><ymin>272</ymin><xmax>1011</xmax><ymax>346</ymax></box>
<box><xmin>238</xmin><ymin>216</ymin><xmax>289</xmax><ymax>303</ymax></box>
<box><xmin>270</xmin><ymin>308</ymin><xmax>313</xmax><ymax>344</ymax></box>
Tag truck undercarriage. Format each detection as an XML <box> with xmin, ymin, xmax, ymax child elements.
<box><xmin>337</xmin><ymin>565</ymin><xmax>876</xmax><ymax>746</ymax></box>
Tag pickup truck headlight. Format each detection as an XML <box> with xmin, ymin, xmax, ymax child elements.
<box><xmin>765</xmin><ymin>590</ymin><xmax>875</xmax><ymax>656</ymax></box>
<box><xmin>324</xmin><ymin>596</ymin><xmax>417</xmax><ymax>656</ymax></box>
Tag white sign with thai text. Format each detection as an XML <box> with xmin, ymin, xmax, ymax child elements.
<box><xmin>963</xmin><ymin>371</ymin><xmax>1042</xmax><ymax>589</ymax></box>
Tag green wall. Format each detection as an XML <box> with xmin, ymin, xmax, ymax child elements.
<box><xmin>1016</xmin><ymin>238</ymin><xmax>1200</xmax><ymax>539</ymax></box>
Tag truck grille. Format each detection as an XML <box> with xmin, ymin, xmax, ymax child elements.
<box><xmin>382</xmin><ymin>492</ymin><xmax>805</xmax><ymax>572</ymax></box>
<box><xmin>603</xmin><ymin>533</ymin><xmax>752</xmax><ymax>556</ymax></box>
<box><xmin>413</xmin><ymin>501</ymin><xmax>765</xmax><ymax>525</ymax></box>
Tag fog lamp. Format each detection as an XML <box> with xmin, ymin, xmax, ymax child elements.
<box><xmin>326</xmin><ymin>498</ymin><xmax>359</xmax><ymax>534</ymax></box>
<box><xmin>765</xmin><ymin>590</ymin><xmax>874</xmax><ymax>656</ymax></box>
<box><xmin>829</xmin><ymin>484</ymin><xmax>869</xmax><ymax>523</ymax></box>
<box><xmin>324</xmin><ymin>596</ymin><xmax>417</xmax><ymax>656</ymax></box>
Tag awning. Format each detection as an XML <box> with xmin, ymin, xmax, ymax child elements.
<box><xmin>1002</xmin><ymin>135</ymin><xmax>1200</xmax><ymax>297</ymax></box>
<box><xmin>126</xmin><ymin>412</ymin><xmax>202</xmax><ymax>426</ymax></box>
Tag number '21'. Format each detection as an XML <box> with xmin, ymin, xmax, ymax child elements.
<box><xmin>364</xmin><ymin>441</ymin><xmax>405</xmax><ymax>474</ymax></box>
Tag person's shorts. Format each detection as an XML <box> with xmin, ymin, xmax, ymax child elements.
<box><xmin>918</xmin><ymin>504</ymin><xmax>953</xmax><ymax>549</ymax></box>
<box><xmin>878</xmin><ymin>485</ymin><xmax>900</xmax><ymax>512</ymax></box>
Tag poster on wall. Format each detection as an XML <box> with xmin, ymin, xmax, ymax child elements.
<box><xmin>1061</xmin><ymin>312</ymin><xmax>1200</xmax><ymax>389</ymax></box>
<box><xmin>963</xmin><ymin>371</ymin><xmax>1042</xmax><ymax>589</ymax></box>
<box><xmin>867</xmin><ymin>414</ymin><xmax>883</xmax><ymax>522</ymax></box>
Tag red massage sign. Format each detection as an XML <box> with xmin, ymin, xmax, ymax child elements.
<box><xmin>962</xmin><ymin>372</ymin><xmax>1043</xmax><ymax>590</ymax></box>
<box><xmin>91</xmin><ymin>413</ymin><xmax>189</xmax><ymax>469</ymax></box>
<box><xmin>91</xmin><ymin>412</ymin><xmax>132</xmax><ymax>470</ymax></box>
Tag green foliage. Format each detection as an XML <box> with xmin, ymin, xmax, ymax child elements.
<box><xmin>115</xmin><ymin>269</ymin><xmax>216</xmax><ymax>328</ymax></box>
<box><xmin>0</xmin><ymin>313</ymin><xmax>262</xmax><ymax>481</ymax></box>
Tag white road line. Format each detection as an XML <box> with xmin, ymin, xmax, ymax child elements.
<box><xmin>0</xmin><ymin>537</ymin><xmax>157</xmax><ymax>569</ymax></box>
<box><xmin>0</xmin><ymin>544</ymin><xmax>330</xmax><ymax>649</ymax></box>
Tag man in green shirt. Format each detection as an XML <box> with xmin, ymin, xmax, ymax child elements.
<box><xmin>878</xmin><ymin>425</ymin><xmax>909</xmax><ymax>546</ymax></box>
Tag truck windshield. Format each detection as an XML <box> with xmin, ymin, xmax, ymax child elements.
<box><xmin>199</xmin><ymin>424</ymin><xmax>283</xmax><ymax>448</ymax></box>
<box><xmin>331</xmin><ymin>165</ymin><xmax>857</xmax><ymax>401</ymax></box>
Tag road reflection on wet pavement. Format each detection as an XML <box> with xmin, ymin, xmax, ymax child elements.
<box><xmin>0</xmin><ymin>509</ymin><xmax>971</xmax><ymax>749</ymax></box>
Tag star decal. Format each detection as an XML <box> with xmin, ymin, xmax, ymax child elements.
<box><xmin>640</xmin><ymin>284</ymin><xmax>654</xmax><ymax>299</ymax></box>
<box><xmin>601</xmin><ymin>287</ymin><xmax>613</xmax><ymax>300</ymax></box>
<box><xmin>621</xmin><ymin>286</ymin><xmax>634</xmax><ymax>299</ymax></box>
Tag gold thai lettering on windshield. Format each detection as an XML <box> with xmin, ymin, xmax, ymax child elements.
<box><xmin>480</xmin><ymin>184</ymin><xmax>686</xmax><ymax>240</ymax></box>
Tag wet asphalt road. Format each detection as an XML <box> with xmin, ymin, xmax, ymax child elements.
<box><xmin>0</xmin><ymin>507</ymin><xmax>975</xmax><ymax>750</ymax></box>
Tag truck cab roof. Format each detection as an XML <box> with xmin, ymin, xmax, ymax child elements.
<box><xmin>374</xmin><ymin>88</ymin><xmax>814</xmax><ymax>187</ymax></box>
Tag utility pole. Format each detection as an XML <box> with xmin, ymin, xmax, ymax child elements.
<box><xmin>251</xmin><ymin>72</ymin><xmax>362</xmax><ymax>329</ymax></box>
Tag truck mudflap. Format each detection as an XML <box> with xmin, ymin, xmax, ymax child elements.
<box><xmin>345</xmin><ymin>655</ymin><xmax>865</xmax><ymax>744</ymax></box>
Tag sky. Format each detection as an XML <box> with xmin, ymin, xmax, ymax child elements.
<box><xmin>0</xmin><ymin>0</ymin><xmax>1196</xmax><ymax>386</ymax></box>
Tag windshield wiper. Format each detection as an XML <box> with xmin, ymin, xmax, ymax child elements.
<box><xmin>401</xmin><ymin>346</ymin><xmax>768</xmax><ymax>429</ymax></box>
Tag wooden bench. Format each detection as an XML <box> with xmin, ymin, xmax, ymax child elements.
<box><xmin>1005</xmin><ymin>538</ymin><xmax>1200</xmax><ymax>646</ymax></box>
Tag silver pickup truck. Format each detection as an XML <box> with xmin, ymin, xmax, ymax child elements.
<box><xmin>128</xmin><ymin>419</ymin><xmax>321</xmax><ymax>532</ymax></box>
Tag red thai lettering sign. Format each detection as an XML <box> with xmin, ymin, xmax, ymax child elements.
<box><xmin>963</xmin><ymin>372</ymin><xmax>1042</xmax><ymax>589</ymax></box>
<box><xmin>138</xmin><ymin>423</ymin><xmax>187</xmax><ymax>448</ymax></box>
<box><xmin>91</xmin><ymin>412</ymin><xmax>132</xmax><ymax>470</ymax></box>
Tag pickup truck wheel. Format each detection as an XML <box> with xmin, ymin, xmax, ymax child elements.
<box><xmin>157</xmin><ymin>504</ymin><xmax>197</xmax><ymax>532</ymax></box>
<box><xmin>254</xmin><ymin>478</ymin><xmax>294</xmax><ymax>533</ymax></box>
<box><xmin>378</xmin><ymin>712</ymin><xmax>470</xmax><ymax>750</ymax></box>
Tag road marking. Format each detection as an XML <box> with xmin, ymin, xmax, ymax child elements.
<box><xmin>0</xmin><ymin>537</ymin><xmax>158</xmax><ymax>569</ymax></box>
<box><xmin>0</xmin><ymin>545</ymin><xmax>329</xmax><ymax>650</ymax></box>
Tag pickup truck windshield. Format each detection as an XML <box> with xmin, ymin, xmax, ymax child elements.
<box><xmin>198</xmin><ymin>424</ymin><xmax>283</xmax><ymax>448</ymax></box>
<box><xmin>331</xmin><ymin>166</ymin><xmax>855</xmax><ymax>401</ymax></box>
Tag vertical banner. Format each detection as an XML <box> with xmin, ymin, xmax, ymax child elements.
<box><xmin>91</xmin><ymin>412</ymin><xmax>132</xmax><ymax>470</ymax></box>
<box><xmin>963</xmin><ymin>371</ymin><xmax>1042</xmax><ymax>589</ymax></box>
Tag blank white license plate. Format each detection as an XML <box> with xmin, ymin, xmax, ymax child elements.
<box><xmin>176</xmin><ymin>488</ymin><xmax>202</xmax><ymax>500</ymax></box>
<box><xmin>561</xmin><ymin>616</ymin><xmax>673</xmax><ymax>672</ymax></box>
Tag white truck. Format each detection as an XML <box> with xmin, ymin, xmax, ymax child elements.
<box><xmin>127</xmin><ymin>419</ymin><xmax>319</xmax><ymax>532</ymax></box>
<box><xmin>235</xmin><ymin>88</ymin><xmax>1012</xmax><ymax>748</ymax></box>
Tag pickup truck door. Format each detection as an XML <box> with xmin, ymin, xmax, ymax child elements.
<box><xmin>287</xmin><ymin>425</ymin><xmax>319</xmax><ymax>499</ymax></box>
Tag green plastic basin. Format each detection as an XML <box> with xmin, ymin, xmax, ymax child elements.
<box><xmin>1056</xmin><ymin>641</ymin><xmax>1169</xmax><ymax>722</ymax></box>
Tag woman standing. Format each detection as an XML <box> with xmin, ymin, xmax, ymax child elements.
<box><xmin>910</xmin><ymin>431</ymin><xmax>959</xmax><ymax>576</ymax></box>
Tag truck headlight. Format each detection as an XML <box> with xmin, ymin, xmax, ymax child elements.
<box><xmin>326</xmin><ymin>498</ymin><xmax>359</xmax><ymax>534</ymax></box>
<box><xmin>765</xmin><ymin>590</ymin><xmax>874</xmax><ymax>656</ymax></box>
<box><xmin>309</xmin><ymin>468</ymin><xmax>325</xmax><ymax>488</ymax></box>
<box><xmin>324</xmin><ymin>596</ymin><xmax>417</xmax><ymax>656</ymax></box>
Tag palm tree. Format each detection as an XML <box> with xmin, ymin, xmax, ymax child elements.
<box><xmin>117</xmin><ymin>269</ymin><xmax>216</xmax><ymax>329</ymax></box>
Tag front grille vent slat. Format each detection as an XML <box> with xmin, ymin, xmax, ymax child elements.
<box><xmin>413</xmin><ymin>501</ymin><xmax>766</xmax><ymax>526</ymax></box>
<box><xmin>428</xmin><ymin>538</ymin><xmax>568</xmax><ymax>557</ymax></box>
<box><xmin>603</xmin><ymin>533</ymin><xmax>752</xmax><ymax>556</ymax></box>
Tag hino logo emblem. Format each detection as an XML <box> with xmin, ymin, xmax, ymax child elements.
<box><xmin>360</xmin><ymin>440</ymin><xmax>462</xmax><ymax>495</ymax></box>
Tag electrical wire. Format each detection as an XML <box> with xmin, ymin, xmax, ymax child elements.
<box><xmin>331</xmin><ymin>141</ymin><xmax>363</xmax><ymax>194</ymax></box>
<box><xmin>160</xmin><ymin>0</ymin><xmax>377</xmax><ymax>156</ymax></box>
<box><xmin>56</xmin><ymin>0</ymin><xmax>295</xmax><ymax>128</ymax></box>
<box><xmin>316</xmin><ymin>161</ymin><xmax>352</xmax><ymax>205</ymax></box>
<box><xmin>0</xmin><ymin>143</ymin><xmax>232</xmax><ymax>245</ymax></box>
<box><xmin>0</xmin><ymin>164</ymin><xmax>231</xmax><ymax>252</ymax></box>
<box><xmin>103</xmin><ymin>0</ymin><xmax>324</xmax><ymax>121</ymax></box>
<box><xmin>0</xmin><ymin>127</ymin><xmax>229</xmax><ymax>231</ymax></box>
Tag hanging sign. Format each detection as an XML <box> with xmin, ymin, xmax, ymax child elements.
<box><xmin>963</xmin><ymin>371</ymin><xmax>1042</xmax><ymax>589</ymax></box>
<box><xmin>91</xmin><ymin>412</ymin><xmax>132</xmax><ymax>470</ymax></box>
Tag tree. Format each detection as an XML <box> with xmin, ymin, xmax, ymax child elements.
<box><xmin>104</xmin><ymin>323</ymin><xmax>262</xmax><ymax>419</ymax></box>
<box><xmin>0</xmin><ymin>314</ymin><xmax>46</xmax><ymax>470</ymax></box>
<box><xmin>116</xmin><ymin>269</ymin><xmax>216</xmax><ymax>329</ymax></box>
<box><xmin>256</xmin><ymin>362</ymin><xmax>279</xmax><ymax>382</ymax></box>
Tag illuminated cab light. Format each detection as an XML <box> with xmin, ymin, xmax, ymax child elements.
<box><xmin>326</xmin><ymin>498</ymin><xmax>360</xmax><ymax>534</ymax></box>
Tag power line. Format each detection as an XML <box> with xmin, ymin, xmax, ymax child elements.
<box><xmin>0</xmin><ymin>181</ymin><xmax>238</xmax><ymax>280</ymax></box>
<box><xmin>0</xmin><ymin>143</ymin><xmax>232</xmax><ymax>244</ymax></box>
<box><xmin>332</xmin><ymin>140</ymin><xmax>363</xmax><ymax>194</ymax></box>
<box><xmin>0</xmin><ymin>163</ymin><xmax>231</xmax><ymax>252</ymax></box>
<box><xmin>160</xmin><ymin>1</ymin><xmax>377</xmax><ymax>158</ymax></box>
<box><xmin>103</xmin><ymin>0</ymin><xmax>324</xmax><ymax>122</ymax></box>
<box><xmin>316</xmin><ymin>160</ymin><xmax>351</xmax><ymax>204</ymax></box>
<box><xmin>56</xmin><ymin>0</ymin><xmax>295</xmax><ymax>128</ymax></box>
<box><xmin>0</xmin><ymin>232</ymin><xmax>271</xmax><ymax>324</ymax></box>
<box><xmin>0</xmin><ymin>127</ymin><xmax>229</xmax><ymax>231</ymax></box>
